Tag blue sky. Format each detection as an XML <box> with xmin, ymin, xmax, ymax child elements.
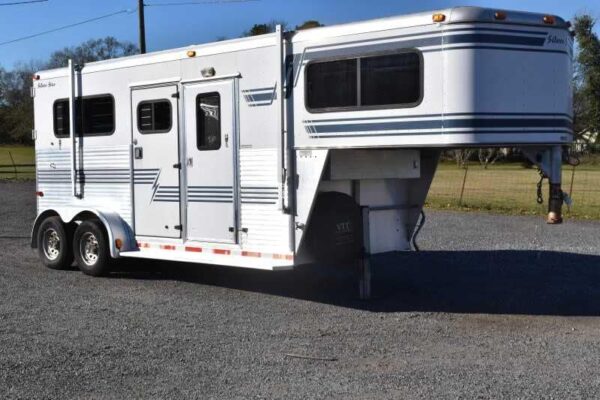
<box><xmin>0</xmin><ymin>0</ymin><xmax>598</xmax><ymax>69</ymax></box>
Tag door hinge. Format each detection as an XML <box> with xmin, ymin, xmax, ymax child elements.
<box><xmin>173</xmin><ymin>163</ymin><xmax>182</xmax><ymax>169</ymax></box>
<box><xmin>30</xmin><ymin>87</ymin><xmax>35</xmax><ymax>98</ymax></box>
<box><xmin>174</xmin><ymin>225</ymin><xmax>183</xmax><ymax>231</ymax></box>
<box><xmin>171</xmin><ymin>92</ymin><xmax>180</xmax><ymax>99</ymax></box>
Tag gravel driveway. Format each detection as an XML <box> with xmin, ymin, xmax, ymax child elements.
<box><xmin>1</xmin><ymin>181</ymin><xmax>600</xmax><ymax>399</ymax></box>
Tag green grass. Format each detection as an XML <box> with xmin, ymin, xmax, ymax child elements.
<box><xmin>427</xmin><ymin>162</ymin><xmax>600</xmax><ymax>220</ymax></box>
<box><xmin>0</xmin><ymin>146</ymin><xmax>35</xmax><ymax>180</ymax></box>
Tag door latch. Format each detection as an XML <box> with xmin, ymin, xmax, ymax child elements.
<box><xmin>173</xmin><ymin>163</ymin><xmax>182</xmax><ymax>169</ymax></box>
<box><xmin>134</xmin><ymin>147</ymin><xmax>143</xmax><ymax>159</ymax></box>
<box><xmin>225</xmin><ymin>134</ymin><xmax>229</xmax><ymax>148</ymax></box>
<box><xmin>174</xmin><ymin>225</ymin><xmax>183</xmax><ymax>231</ymax></box>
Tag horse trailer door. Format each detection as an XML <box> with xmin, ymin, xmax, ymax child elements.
<box><xmin>183</xmin><ymin>80</ymin><xmax>238</xmax><ymax>244</ymax></box>
<box><xmin>131</xmin><ymin>85</ymin><xmax>182</xmax><ymax>238</ymax></box>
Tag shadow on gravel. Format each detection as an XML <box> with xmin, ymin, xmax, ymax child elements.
<box><xmin>109</xmin><ymin>250</ymin><xmax>600</xmax><ymax>317</ymax></box>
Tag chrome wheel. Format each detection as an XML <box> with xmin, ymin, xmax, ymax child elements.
<box><xmin>42</xmin><ymin>228</ymin><xmax>61</xmax><ymax>261</ymax></box>
<box><xmin>79</xmin><ymin>232</ymin><xmax>99</xmax><ymax>266</ymax></box>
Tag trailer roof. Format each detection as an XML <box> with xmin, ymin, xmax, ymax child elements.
<box><xmin>36</xmin><ymin>6</ymin><xmax>568</xmax><ymax>78</ymax></box>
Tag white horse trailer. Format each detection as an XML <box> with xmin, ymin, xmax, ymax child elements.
<box><xmin>31</xmin><ymin>7</ymin><xmax>573</xmax><ymax>283</ymax></box>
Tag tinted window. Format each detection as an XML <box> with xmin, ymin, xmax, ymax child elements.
<box><xmin>361</xmin><ymin>52</ymin><xmax>420</xmax><ymax>106</ymax></box>
<box><xmin>52</xmin><ymin>95</ymin><xmax>115</xmax><ymax>137</ymax></box>
<box><xmin>306</xmin><ymin>59</ymin><xmax>357</xmax><ymax>110</ymax></box>
<box><xmin>196</xmin><ymin>93</ymin><xmax>221</xmax><ymax>151</ymax></box>
<box><xmin>305</xmin><ymin>51</ymin><xmax>422</xmax><ymax>112</ymax></box>
<box><xmin>137</xmin><ymin>100</ymin><xmax>172</xmax><ymax>133</ymax></box>
<box><xmin>81</xmin><ymin>96</ymin><xmax>114</xmax><ymax>135</ymax></box>
<box><xmin>53</xmin><ymin>100</ymin><xmax>70</xmax><ymax>138</ymax></box>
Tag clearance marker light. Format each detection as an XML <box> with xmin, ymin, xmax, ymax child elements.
<box><xmin>494</xmin><ymin>11</ymin><xmax>507</xmax><ymax>21</ymax></box>
<box><xmin>187</xmin><ymin>50</ymin><xmax>197</xmax><ymax>57</ymax></box>
<box><xmin>35</xmin><ymin>191</ymin><xmax>44</xmax><ymax>197</ymax></box>
<box><xmin>543</xmin><ymin>15</ymin><xmax>556</xmax><ymax>25</ymax></box>
<box><xmin>115</xmin><ymin>239</ymin><xmax>123</xmax><ymax>250</ymax></box>
<box><xmin>432</xmin><ymin>13</ymin><xmax>446</xmax><ymax>23</ymax></box>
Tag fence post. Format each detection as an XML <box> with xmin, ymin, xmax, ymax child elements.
<box><xmin>8</xmin><ymin>151</ymin><xmax>17</xmax><ymax>179</ymax></box>
<box><xmin>459</xmin><ymin>161</ymin><xmax>469</xmax><ymax>206</ymax></box>
<box><xmin>569</xmin><ymin>165</ymin><xmax>576</xmax><ymax>199</ymax></box>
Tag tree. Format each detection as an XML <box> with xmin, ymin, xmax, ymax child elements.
<box><xmin>477</xmin><ymin>148</ymin><xmax>504</xmax><ymax>169</ymax></box>
<box><xmin>242</xmin><ymin>20</ymin><xmax>287</xmax><ymax>37</ymax></box>
<box><xmin>0</xmin><ymin>61</ymin><xmax>44</xmax><ymax>144</ymax></box>
<box><xmin>453</xmin><ymin>149</ymin><xmax>475</xmax><ymax>168</ymax></box>
<box><xmin>573</xmin><ymin>15</ymin><xmax>600</xmax><ymax>139</ymax></box>
<box><xmin>46</xmin><ymin>36</ymin><xmax>138</xmax><ymax>69</ymax></box>
<box><xmin>0</xmin><ymin>37</ymin><xmax>138</xmax><ymax>144</ymax></box>
<box><xmin>295</xmin><ymin>20</ymin><xmax>323</xmax><ymax>31</ymax></box>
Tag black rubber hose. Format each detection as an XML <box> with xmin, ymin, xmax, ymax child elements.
<box><xmin>411</xmin><ymin>210</ymin><xmax>426</xmax><ymax>252</ymax></box>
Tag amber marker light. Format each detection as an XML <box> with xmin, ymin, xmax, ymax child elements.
<box><xmin>187</xmin><ymin>50</ymin><xmax>197</xmax><ymax>57</ymax></box>
<box><xmin>494</xmin><ymin>11</ymin><xmax>507</xmax><ymax>21</ymax></box>
<box><xmin>115</xmin><ymin>239</ymin><xmax>123</xmax><ymax>250</ymax></box>
<box><xmin>32</xmin><ymin>74</ymin><xmax>40</xmax><ymax>81</ymax></box>
<box><xmin>543</xmin><ymin>15</ymin><xmax>556</xmax><ymax>25</ymax></box>
<box><xmin>432</xmin><ymin>13</ymin><xmax>446</xmax><ymax>23</ymax></box>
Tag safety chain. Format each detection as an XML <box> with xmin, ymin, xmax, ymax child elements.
<box><xmin>536</xmin><ymin>170</ymin><xmax>546</xmax><ymax>205</ymax></box>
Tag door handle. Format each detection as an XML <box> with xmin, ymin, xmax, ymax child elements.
<box><xmin>134</xmin><ymin>147</ymin><xmax>143</xmax><ymax>159</ymax></box>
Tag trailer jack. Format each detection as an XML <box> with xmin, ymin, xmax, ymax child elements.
<box><xmin>522</xmin><ymin>146</ymin><xmax>565</xmax><ymax>224</ymax></box>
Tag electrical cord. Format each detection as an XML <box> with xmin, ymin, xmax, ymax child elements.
<box><xmin>411</xmin><ymin>210</ymin><xmax>426</xmax><ymax>252</ymax></box>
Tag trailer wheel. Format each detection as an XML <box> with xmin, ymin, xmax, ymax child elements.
<box><xmin>37</xmin><ymin>216</ymin><xmax>74</xmax><ymax>270</ymax></box>
<box><xmin>73</xmin><ymin>220</ymin><xmax>111</xmax><ymax>277</ymax></box>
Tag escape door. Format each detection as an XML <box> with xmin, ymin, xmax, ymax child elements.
<box><xmin>132</xmin><ymin>85</ymin><xmax>181</xmax><ymax>238</ymax></box>
<box><xmin>183</xmin><ymin>80</ymin><xmax>237</xmax><ymax>243</ymax></box>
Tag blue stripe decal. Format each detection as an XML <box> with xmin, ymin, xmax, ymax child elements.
<box><xmin>306</xmin><ymin>118</ymin><xmax>572</xmax><ymax>135</ymax></box>
<box><xmin>443</xmin><ymin>33</ymin><xmax>545</xmax><ymax>46</ymax></box>
<box><xmin>308</xmin><ymin>130</ymin><xmax>572</xmax><ymax>139</ymax></box>
<box><xmin>304</xmin><ymin>112</ymin><xmax>573</xmax><ymax>124</ymax></box>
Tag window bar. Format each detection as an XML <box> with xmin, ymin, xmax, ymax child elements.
<box><xmin>68</xmin><ymin>59</ymin><xmax>79</xmax><ymax>198</ymax></box>
<box><xmin>356</xmin><ymin>57</ymin><xmax>362</xmax><ymax>107</ymax></box>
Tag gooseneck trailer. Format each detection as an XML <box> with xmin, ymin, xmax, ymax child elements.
<box><xmin>31</xmin><ymin>7</ymin><xmax>573</xmax><ymax>286</ymax></box>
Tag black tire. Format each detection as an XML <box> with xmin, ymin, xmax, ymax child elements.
<box><xmin>302</xmin><ymin>192</ymin><xmax>363</xmax><ymax>264</ymax></box>
<box><xmin>36</xmin><ymin>216</ymin><xmax>74</xmax><ymax>270</ymax></box>
<box><xmin>73</xmin><ymin>220</ymin><xmax>111</xmax><ymax>277</ymax></box>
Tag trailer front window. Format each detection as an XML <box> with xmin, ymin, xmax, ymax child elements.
<box><xmin>196</xmin><ymin>93</ymin><xmax>221</xmax><ymax>151</ymax></box>
<box><xmin>305</xmin><ymin>50</ymin><xmax>422</xmax><ymax>112</ymax></box>
<box><xmin>361</xmin><ymin>52</ymin><xmax>421</xmax><ymax>107</ymax></box>
<box><xmin>306</xmin><ymin>59</ymin><xmax>357</xmax><ymax>110</ymax></box>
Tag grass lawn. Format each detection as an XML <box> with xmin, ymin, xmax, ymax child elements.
<box><xmin>0</xmin><ymin>146</ymin><xmax>35</xmax><ymax>180</ymax></box>
<box><xmin>428</xmin><ymin>162</ymin><xmax>600</xmax><ymax>220</ymax></box>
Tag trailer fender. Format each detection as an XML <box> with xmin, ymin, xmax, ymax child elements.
<box><xmin>31</xmin><ymin>208</ymin><xmax>135</xmax><ymax>258</ymax></box>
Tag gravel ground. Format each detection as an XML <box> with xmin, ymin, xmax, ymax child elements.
<box><xmin>1</xmin><ymin>181</ymin><xmax>600</xmax><ymax>399</ymax></box>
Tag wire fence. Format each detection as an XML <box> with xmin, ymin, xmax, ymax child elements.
<box><xmin>0</xmin><ymin>149</ymin><xmax>35</xmax><ymax>179</ymax></box>
<box><xmin>428</xmin><ymin>161</ymin><xmax>600</xmax><ymax>219</ymax></box>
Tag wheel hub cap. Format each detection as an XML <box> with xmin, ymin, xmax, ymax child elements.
<box><xmin>80</xmin><ymin>232</ymin><xmax>99</xmax><ymax>266</ymax></box>
<box><xmin>43</xmin><ymin>229</ymin><xmax>61</xmax><ymax>261</ymax></box>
